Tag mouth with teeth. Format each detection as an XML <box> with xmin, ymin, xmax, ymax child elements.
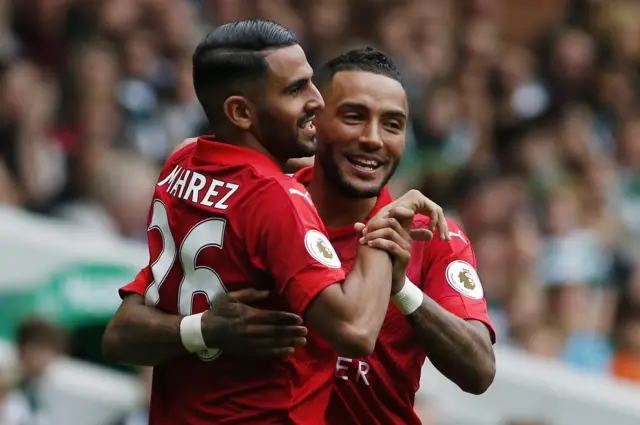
<box><xmin>298</xmin><ymin>115</ymin><xmax>316</xmax><ymax>138</ymax></box>
<box><xmin>345</xmin><ymin>155</ymin><xmax>384</xmax><ymax>177</ymax></box>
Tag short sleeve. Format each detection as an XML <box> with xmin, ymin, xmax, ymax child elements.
<box><xmin>422</xmin><ymin>219</ymin><xmax>496</xmax><ymax>344</ymax></box>
<box><xmin>242</xmin><ymin>180</ymin><xmax>346</xmax><ymax>316</ymax></box>
<box><xmin>119</xmin><ymin>266</ymin><xmax>152</xmax><ymax>300</ymax></box>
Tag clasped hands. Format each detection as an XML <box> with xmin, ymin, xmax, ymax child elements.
<box><xmin>356</xmin><ymin>189</ymin><xmax>450</xmax><ymax>293</ymax></box>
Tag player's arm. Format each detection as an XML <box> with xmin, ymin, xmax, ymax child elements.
<box><xmin>304</xmin><ymin>246</ymin><xmax>393</xmax><ymax>358</ymax></box>
<box><xmin>389</xmin><ymin>215</ymin><xmax>496</xmax><ymax>395</ymax></box>
<box><xmin>405</xmin><ymin>300</ymin><xmax>495</xmax><ymax>394</ymax></box>
<box><xmin>103</xmin><ymin>268</ymin><xmax>307</xmax><ymax>366</ymax></box>
<box><xmin>103</xmin><ymin>294</ymin><xmax>184</xmax><ymax>366</ymax></box>
<box><xmin>246</xmin><ymin>186</ymin><xmax>447</xmax><ymax>358</ymax></box>
<box><xmin>246</xmin><ymin>183</ymin><xmax>396</xmax><ymax>358</ymax></box>
<box><xmin>308</xmin><ymin>209</ymin><xmax>434</xmax><ymax>358</ymax></box>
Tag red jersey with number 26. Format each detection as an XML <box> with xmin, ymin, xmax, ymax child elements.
<box><xmin>119</xmin><ymin>137</ymin><xmax>345</xmax><ymax>425</ymax></box>
<box><xmin>293</xmin><ymin>167</ymin><xmax>496</xmax><ymax>425</ymax></box>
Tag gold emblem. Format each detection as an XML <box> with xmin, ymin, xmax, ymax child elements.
<box><xmin>317</xmin><ymin>240</ymin><xmax>334</xmax><ymax>259</ymax></box>
<box><xmin>458</xmin><ymin>269</ymin><xmax>476</xmax><ymax>290</ymax></box>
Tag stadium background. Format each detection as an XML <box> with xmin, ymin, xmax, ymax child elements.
<box><xmin>0</xmin><ymin>0</ymin><xmax>639</xmax><ymax>424</ymax></box>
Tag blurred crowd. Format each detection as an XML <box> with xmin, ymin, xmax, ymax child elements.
<box><xmin>0</xmin><ymin>317</ymin><xmax>151</xmax><ymax>425</ymax></box>
<box><xmin>0</xmin><ymin>0</ymin><xmax>639</xmax><ymax>406</ymax></box>
<box><xmin>0</xmin><ymin>318</ymin><xmax>67</xmax><ymax>425</ymax></box>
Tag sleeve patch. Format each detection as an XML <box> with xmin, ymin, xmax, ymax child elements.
<box><xmin>304</xmin><ymin>230</ymin><xmax>342</xmax><ymax>269</ymax></box>
<box><xmin>445</xmin><ymin>260</ymin><xmax>484</xmax><ymax>299</ymax></box>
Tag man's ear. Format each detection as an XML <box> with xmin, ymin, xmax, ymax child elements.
<box><xmin>223</xmin><ymin>96</ymin><xmax>253</xmax><ymax>130</ymax></box>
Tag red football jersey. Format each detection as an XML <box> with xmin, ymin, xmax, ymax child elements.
<box><xmin>293</xmin><ymin>167</ymin><xmax>496</xmax><ymax>425</ymax></box>
<box><xmin>120</xmin><ymin>137</ymin><xmax>346</xmax><ymax>425</ymax></box>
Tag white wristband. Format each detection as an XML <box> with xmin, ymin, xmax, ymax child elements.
<box><xmin>180</xmin><ymin>313</ymin><xmax>208</xmax><ymax>353</ymax></box>
<box><xmin>391</xmin><ymin>277</ymin><xmax>424</xmax><ymax>315</ymax></box>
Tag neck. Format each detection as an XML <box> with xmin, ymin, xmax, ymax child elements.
<box><xmin>244</xmin><ymin>137</ymin><xmax>286</xmax><ymax>170</ymax></box>
<box><xmin>307</xmin><ymin>166</ymin><xmax>378</xmax><ymax>229</ymax></box>
<box><xmin>221</xmin><ymin>126</ymin><xmax>286</xmax><ymax>170</ymax></box>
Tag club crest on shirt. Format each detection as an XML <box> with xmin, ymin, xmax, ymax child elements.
<box><xmin>445</xmin><ymin>260</ymin><xmax>484</xmax><ymax>299</ymax></box>
<box><xmin>304</xmin><ymin>230</ymin><xmax>342</xmax><ymax>268</ymax></box>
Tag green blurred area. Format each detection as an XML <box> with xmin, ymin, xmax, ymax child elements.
<box><xmin>0</xmin><ymin>262</ymin><xmax>138</xmax><ymax>370</ymax></box>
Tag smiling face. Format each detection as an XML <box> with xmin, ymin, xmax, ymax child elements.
<box><xmin>314</xmin><ymin>70</ymin><xmax>408</xmax><ymax>198</ymax></box>
<box><xmin>258</xmin><ymin>44</ymin><xmax>325</xmax><ymax>161</ymax></box>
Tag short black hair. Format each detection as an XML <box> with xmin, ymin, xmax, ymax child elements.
<box><xmin>313</xmin><ymin>47</ymin><xmax>402</xmax><ymax>88</ymax></box>
<box><xmin>192</xmin><ymin>20</ymin><xmax>298</xmax><ymax>124</ymax></box>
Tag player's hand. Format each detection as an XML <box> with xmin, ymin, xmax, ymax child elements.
<box><xmin>355</xmin><ymin>216</ymin><xmax>412</xmax><ymax>294</ymax></box>
<box><xmin>372</xmin><ymin>189</ymin><xmax>450</xmax><ymax>241</ymax></box>
<box><xmin>202</xmin><ymin>288</ymin><xmax>308</xmax><ymax>357</ymax></box>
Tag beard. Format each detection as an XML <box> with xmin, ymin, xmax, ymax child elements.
<box><xmin>316</xmin><ymin>144</ymin><xmax>399</xmax><ymax>199</ymax></box>
<box><xmin>256</xmin><ymin>108</ymin><xmax>317</xmax><ymax>160</ymax></box>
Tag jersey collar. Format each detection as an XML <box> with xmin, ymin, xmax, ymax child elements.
<box><xmin>293</xmin><ymin>166</ymin><xmax>393</xmax><ymax>237</ymax></box>
<box><xmin>194</xmin><ymin>136</ymin><xmax>282</xmax><ymax>176</ymax></box>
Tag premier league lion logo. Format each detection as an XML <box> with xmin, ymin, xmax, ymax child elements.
<box><xmin>458</xmin><ymin>269</ymin><xmax>476</xmax><ymax>290</ymax></box>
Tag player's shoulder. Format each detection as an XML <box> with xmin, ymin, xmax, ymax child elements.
<box><xmin>251</xmin><ymin>172</ymin><xmax>314</xmax><ymax>210</ymax></box>
<box><xmin>242</xmin><ymin>174</ymin><xmax>327</xmax><ymax>237</ymax></box>
<box><xmin>413</xmin><ymin>214</ymin><xmax>471</xmax><ymax>255</ymax></box>
<box><xmin>268</xmin><ymin>171</ymin><xmax>309</xmax><ymax>193</ymax></box>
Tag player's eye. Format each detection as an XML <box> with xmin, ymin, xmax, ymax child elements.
<box><xmin>289</xmin><ymin>86</ymin><xmax>303</xmax><ymax>95</ymax></box>
<box><xmin>343</xmin><ymin>113</ymin><xmax>362</xmax><ymax>122</ymax></box>
<box><xmin>287</xmin><ymin>80</ymin><xmax>307</xmax><ymax>95</ymax></box>
<box><xmin>384</xmin><ymin>120</ymin><xmax>403</xmax><ymax>132</ymax></box>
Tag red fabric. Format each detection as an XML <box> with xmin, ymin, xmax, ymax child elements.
<box><xmin>118</xmin><ymin>267</ymin><xmax>149</xmax><ymax>298</ymax></box>
<box><xmin>122</xmin><ymin>138</ymin><xmax>344</xmax><ymax>425</ymax></box>
<box><xmin>294</xmin><ymin>167</ymin><xmax>495</xmax><ymax>425</ymax></box>
<box><xmin>325</xmin><ymin>215</ymin><xmax>495</xmax><ymax>425</ymax></box>
<box><xmin>121</xmin><ymin>162</ymin><xmax>495</xmax><ymax>425</ymax></box>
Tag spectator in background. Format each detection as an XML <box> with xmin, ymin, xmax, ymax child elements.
<box><xmin>612</xmin><ymin>268</ymin><xmax>640</xmax><ymax>383</ymax></box>
<box><xmin>612</xmin><ymin>316</ymin><xmax>640</xmax><ymax>383</ymax></box>
<box><xmin>0</xmin><ymin>366</ymin><xmax>16</xmax><ymax>421</ymax></box>
<box><xmin>108</xmin><ymin>367</ymin><xmax>152</xmax><ymax>425</ymax></box>
<box><xmin>1</xmin><ymin>318</ymin><xmax>67</xmax><ymax>425</ymax></box>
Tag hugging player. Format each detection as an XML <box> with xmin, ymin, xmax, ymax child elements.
<box><xmin>103</xmin><ymin>20</ymin><xmax>452</xmax><ymax>425</ymax></box>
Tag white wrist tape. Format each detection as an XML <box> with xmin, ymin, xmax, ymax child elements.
<box><xmin>180</xmin><ymin>313</ymin><xmax>208</xmax><ymax>353</ymax></box>
<box><xmin>391</xmin><ymin>277</ymin><xmax>424</xmax><ymax>315</ymax></box>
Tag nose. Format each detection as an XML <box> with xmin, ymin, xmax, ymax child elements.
<box><xmin>358</xmin><ymin>121</ymin><xmax>384</xmax><ymax>151</ymax></box>
<box><xmin>306</xmin><ymin>81</ymin><xmax>325</xmax><ymax>111</ymax></box>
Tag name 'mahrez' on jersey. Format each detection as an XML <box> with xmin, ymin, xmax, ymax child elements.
<box><xmin>157</xmin><ymin>164</ymin><xmax>239</xmax><ymax>210</ymax></box>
